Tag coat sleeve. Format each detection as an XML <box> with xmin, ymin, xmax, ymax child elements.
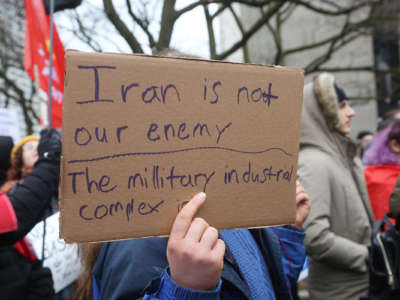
<box><xmin>0</xmin><ymin>161</ymin><xmax>59</xmax><ymax>245</ymax></box>
<box><xmin>0</xmin><ymin>191</ymin><xmax>18</xmax><ymax>234</ymax></box>
<box><xmin>143</xmin><ymin>270</ymin><xmax>221</xmax><ymax>300</ymax></box>
<box><xmin>298</xmin><ymin>154</ymin><xmax>368</xmax><ymax>273</ymax></box>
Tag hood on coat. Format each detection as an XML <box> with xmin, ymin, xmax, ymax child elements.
<box><xmin>300</xmin><ymin>73</ymin><xmax>357</xmax><ymax>161</ymax></box>
<box><xmin>314</xmin><ymin>73</ymin><xmax>340</xmax><ymax>129</ymax></box>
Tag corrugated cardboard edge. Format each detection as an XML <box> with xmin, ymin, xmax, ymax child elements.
<box><xmin>65</xmin><ymin>49</ymin><xmax>304</xmax><ymax>75</ymax></box>
<box><xmin>64</xmin><ymin>220</ymin><xmax>295</xmax><ymax>244</ymax></box>
<box><xmin>58</xmin><ymin>155</ymin><xmax>65</xmax><ymax>240</ymax></box>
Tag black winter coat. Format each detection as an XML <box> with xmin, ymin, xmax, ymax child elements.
<box><xmin>0</xmin><ymin>161</ymin><xmax>59</xmax><ymax>246</ymax></box>
<box><xmin>0</xmin><ymin>161</ymin><xmax>58</xmax><ymax>299</ymax></box>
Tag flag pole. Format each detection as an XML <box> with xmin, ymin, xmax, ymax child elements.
<box><xmin>41</xmin><ymin>0</ymin><xmax>55</xmax><ymax>264</ymax></box>
<box><xmin>33</xmin><ymin>65</ymin><xmax>42</xmax><ymax>125</ymax></box>
<box><xmin>47</xmin><ymin>0</ymin><xmax>55</xmax><ymax>129</ymax></box>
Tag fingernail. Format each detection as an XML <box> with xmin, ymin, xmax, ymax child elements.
<box><xmin>197</xmin><ymin>192</ymin><xmax>206</xmax><ymax>201</ymax></box>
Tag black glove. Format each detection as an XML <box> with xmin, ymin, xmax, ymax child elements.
<box><xmin>27</xmin><ymin>260</ymin><xmax>55</xmax><ymax>300</ymax></box>
<box><xmin>37</xmin><ymin>128</ymin><xmax>61</xmax><ymax>165</ymax></box>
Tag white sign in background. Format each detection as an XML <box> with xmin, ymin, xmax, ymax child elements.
<box><xmin>0</xmin><ymin>108</ymin><xmax>21</xmax><ymax>143</ymax></box>
<box><xmin>26</xmin><ymin>212</ymin><xmax>82</xmax><ymax>293</ymax></box>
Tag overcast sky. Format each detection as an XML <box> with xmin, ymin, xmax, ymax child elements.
<box><xmin>55</xmin><ymin>0</ymin><xmax>219</xmax><ymax>58</ymax></box>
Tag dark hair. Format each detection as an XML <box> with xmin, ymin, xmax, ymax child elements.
<box><xmin>388</xmin><ymin>119</ymin><xmax>400</xmax><ymax>144</ymax></box>
<box><xmin>0</xmin><ymin>136</ymin><xmax>13</xmax><ymax>185</ymax></box>
<box><xmin>357</xmin><ymin>130</ymin><xmax>373</xmax><ymax>140</ymax></box>
<box><xmin>334</xmin><ymin>84</ymin><xmax>347</xmax><ymax>102</ymax></box>
<box><xmin>383</xmin><ymin>109</ymin><xmax>400</xmax><ymax>121</ymax></box>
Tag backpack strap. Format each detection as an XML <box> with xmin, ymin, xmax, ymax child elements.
<box><xmin>372</xmin><ymin>214</ymin><xmax>398</xmax><ymax>289</ymax></box>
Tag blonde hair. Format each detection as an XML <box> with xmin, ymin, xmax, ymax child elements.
<box><xmin>73</xmin><ymin>243</ymin><xmax>103</xmax><ymax>300</ymax></box>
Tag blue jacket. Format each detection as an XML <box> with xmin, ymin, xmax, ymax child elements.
<box><xmin>93</xmin><ymin>226</ymin><xmax>305</xmax><ymax>300</ymax></box>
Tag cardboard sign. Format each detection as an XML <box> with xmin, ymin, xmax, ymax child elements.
<box><xmin>26</xmin><ymin>212</ymin><xmax>81</xmax><ymax>292</ymax></box>
<box><xmin>60</xmin><ymin>51</ymin><xmax>304</xmax><ymax>243</ymax></box>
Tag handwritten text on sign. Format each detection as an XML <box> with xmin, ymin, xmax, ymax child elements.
<box><xmin>60</xmin><ymin>52</ymin><xmax>304</xmax><ymax>242</ymax></box>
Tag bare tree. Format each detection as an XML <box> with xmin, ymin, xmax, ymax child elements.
<box><xmin>0</xmin><ymin>0</ymin><xmax>38</xmax><ymax>134</ymax></box>
<box><xmin>1</xmin><ymin>0</ymin><xmax>400</xmax><ymax>132</ymax></box>
<box><xmin>62</xmin><ymin>1</ymin><xmax>399</xmax><ymax>72</ymax></box>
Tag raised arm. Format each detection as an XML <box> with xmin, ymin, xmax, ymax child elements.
<box><xmin>0</xmin><ymin>129</ymin><xmax>61</xmax><ymax>245</ymax></box>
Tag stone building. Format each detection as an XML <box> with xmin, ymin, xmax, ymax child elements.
<box><xmin>218</xmin><ymin>3</ymin><xmax>400</xmax><ymax>137</ymax></box>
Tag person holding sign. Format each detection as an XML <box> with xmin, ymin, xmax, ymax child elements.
<box><xmin>0</xmin><ymin>129</ymin><xmax>61</xmax><ymax>300</ymax></box>
<box><xmin>0</xmin><ymin>129</ymin><xmax>61</xmax><ymax>243</ymax></box>
<box><xmin>297</xmin><ymin>73</ymin><xmax>374</xmax><ymax>300</ymax></box>
<box><xmin>75</xmin><ymin>181</ymin><xmax>310</xmax><ymax>300</ymax></box>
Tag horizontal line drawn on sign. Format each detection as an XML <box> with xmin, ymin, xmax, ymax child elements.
<box><xmin>67</xmin><ymin>146</ymin><xmax>292</xmax><ymax>164</ymax></box>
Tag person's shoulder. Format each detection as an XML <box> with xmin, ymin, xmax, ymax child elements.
<box><xmin>104</xmin><ymin>237</ymin><xmax>168</xmax><ymax>261</ymax></box>
<box><xmin>299</xmin><ymin>148</ymin><xmax>335</xmax><ymax>168</ymax></box>
<box><xmin>94</xmin><ymin>237</ymin><xmax>168</xmax><ymax>277</ymax></box>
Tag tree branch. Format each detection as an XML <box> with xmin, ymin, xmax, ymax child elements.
<box><xmin>157</xmin><ymin>0</ymin><xmax>177</xmax><ymax>50</ymax></box>
<box><xmin>304</xmin><ymin>32</ymin><xmax>361</xmax><ymax>74</ymax></box>
<box><xmin>283</xmin><ymin>13</ymin><xmax>377</xmax><ymax>57</ymax></box>
<box><xmin>103</xmin><ymin>0</ymin><xmax>144</xmax><ymax>53</ymax></box>
<box><xmin>211</xmin><ymin>3</ymin><xmax>230</xmax><ymax>20</ymax></box>
<box><xmin>203</xmin><ymin>4</ymin><xmax>217</xmax><ymax>59</ymax></box>
<box><xmin>215</xmin><ymin>1</ymin><xmax>285</xmax><ymax>60</ymax></box>
<box><xmin>229</xmin><ymin>5</ymin><xmax>249</xmax><ymax>62</ymax></box>
<box><xmin>126</xmin><ymin>0</ymin><xmax>156</xmax><ymax>49</ymax></box>
<box><xmin>314</xmin><ymin>66</ymin><xmax>400</xmax><ymax>74</ymax></box>
<box><xmin>176</xmin><ymin>1</ymin><xmax>276</xmax><ymax>17</ymax></box>
<box><xmin>69</xmin><ymin>10</ymin><xmax>103</xmax><ymax>52</ymax></box>
<box><xmin>288</xmin><ymin>0</ymin><xmax>377</xmax><ymax>16</ymax></box>
<box><xmin>0</xmin><ymin>68</ymin><xmax>34</xmax><ymax>133</ymax></box>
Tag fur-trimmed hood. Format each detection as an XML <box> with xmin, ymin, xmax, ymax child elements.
<box><xmin>313</xmin><ymin>73</ymin><xmax>340</xmax><ymax>129</ymax></box>
<box><xmin>300</xmin><ymin>73</ymin><xmax>357</xmax><ymax>162</ymax></box>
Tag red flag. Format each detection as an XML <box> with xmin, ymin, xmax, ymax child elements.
<box><xmin>24</xmin><ymin>0</ymin><xmax>65</xmax><ymax>128</ymax></box>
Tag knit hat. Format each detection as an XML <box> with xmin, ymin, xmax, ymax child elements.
<box><xmin>10</xmin><ymin>135</ymin><xmax>39</xmax><ymax>168</ymax></box>
<box><xmin>334</xmin><ymin>84</ymin><xmax>348</xmax><ymax>102</ymax></box>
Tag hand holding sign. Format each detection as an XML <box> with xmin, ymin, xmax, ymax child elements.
<box><xmin>167</xmin><ymin>192</ymin><xmax>225</xmax><ymax>290</ymax></box>
<box><xmin>295</xmin><ymin>180</ymin><xmax>311</xmax><ymax>229</ymax></box>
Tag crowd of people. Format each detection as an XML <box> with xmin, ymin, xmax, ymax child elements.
<box><xmin>1</xmin><ymin>71</ymin><xmax>400</xmax><ymax>300</ymax></box>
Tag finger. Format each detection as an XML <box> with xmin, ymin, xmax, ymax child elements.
<box><xmin>296</xmin><ymin>183</ymin><xmax>304</xmax><ymax>194</ymax></box>
<box><xmin>212</xmin><ymin>239</ymin><xmax>226</xmax><ymax>260</ymax></box>
<box><xmin>296</xmin><ymin>191</ymin><xmax>309</xmax><ymax>203</ymax></box>
<box><xmin>186</xmin><ymin>217</ymin><xmax>209</xmax><ymax>242</ymax></box>
<box><xmin>170</xmin><ymin>192</ymin><xmax>206</xmax><ymax>239</ymax></box>
<box><xmin>296</xmin><ymin>192</ymin><xmax>307</xmax><ymax>204</ymax></box>
<box><xmin>200</xmin><ymin>226</ymin><xmax>219</xmax><ymax>249</ymax></box>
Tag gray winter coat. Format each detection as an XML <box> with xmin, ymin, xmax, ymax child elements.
<box><xmin>298</xmin><ymin>73</ymin><xmax>374</xmax><ymax>300</ymax></box>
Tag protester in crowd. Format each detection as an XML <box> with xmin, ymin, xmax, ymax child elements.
<box><xmin>0</xmin><ymin>129</ymin><xmax>61</xmax><ymax>300</ymax></box>
<box><xmin>357</xmin><ymin>130</ymin><xmax>374</xmax><ymax>159</ymax></box>
<box><xmin>383</xmin><ymin>108</ymin><xmax>400</xmax><ymax>121</ymax></box>
<box><xmin>363</xmin><ymin>118</ymin><xmax>400</xmax><ymax>221</ymax></box>
<box><xmin>0</xmin><ymin>136</ymin><xmax>13</xmax><ymax>187</ymax></box>
<box><xmin>376</xmin><ymin>109</ymin><xmax>400</xmax><ymax>132</ymax></box>
<box><xmin>1</xmin><ymin>135</ymin><xmax>39</xmax><ymax>192</ymax></box>
<box><xmin>389</xmin><ymin>175</ymin><xmax>400</xmax><ymax>227</ymax></box>
<box><xmin>297</xmin><ymin>73</ymin><xmax>374</xmax><ymax>300</ymax></box>
<box><xmin>0</xmin><ymin>129</ymin><xmax>61</xmax><ymax>244</ymax></box>
<box><xmin>74</xmin><ymin>181</ymin><xmax>310</xmax><ymax>300</ymax></box>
